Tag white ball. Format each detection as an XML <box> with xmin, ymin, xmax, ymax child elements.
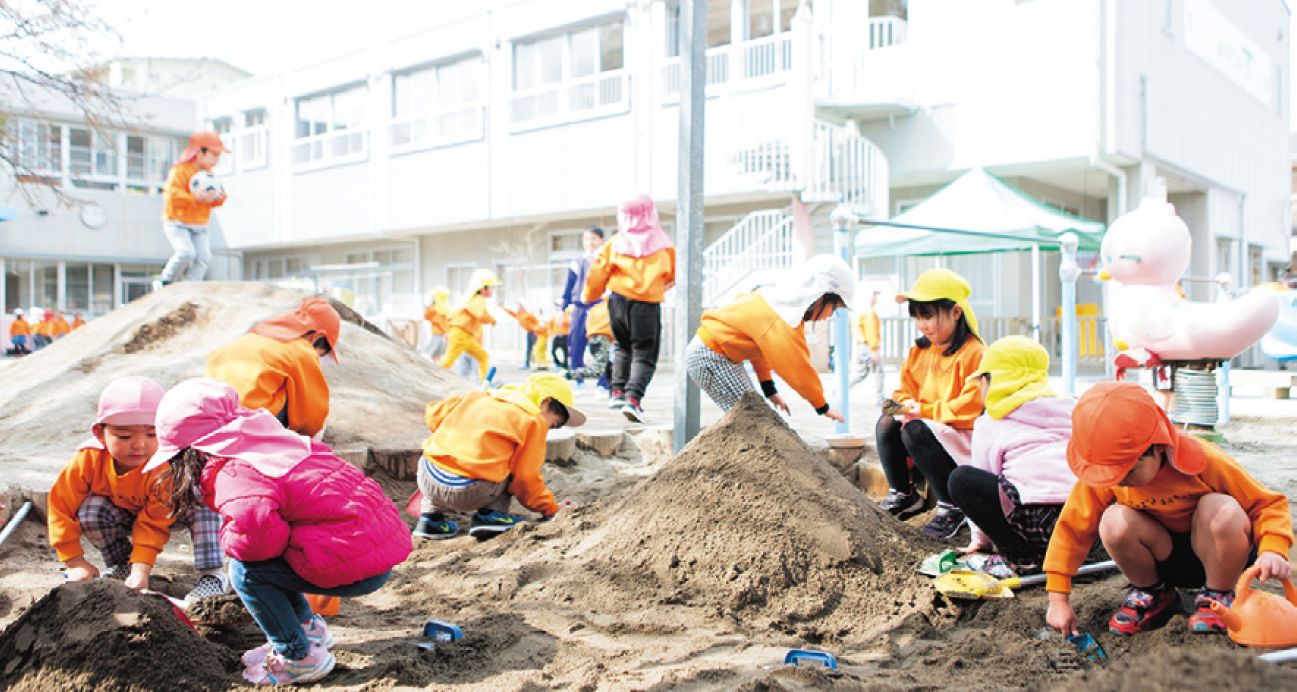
<box><xmin>188</xmin><ymin>171</ymin><xmax>223</xmax><ymax>198</ymax></box>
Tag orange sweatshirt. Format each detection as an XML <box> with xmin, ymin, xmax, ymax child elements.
<box><xmin>1044</xmin><ymin>440</ymin><xmax>1294</xmax><ymax>593</ymax></box>
<box><xmin>697</xmin><ymin>293</ymin><xmax>828</xmax><ymax>410</ymax></box>
<box><xmin>422</xmin><ymin>392</ymin><xmax>557</xmax><ymax>516</ymax></box>
<box><xmin>449</xmin><ymin>293</ymin><xmax>495</xmax><ymax>340</ymax></box>
<box><xmin>505</xmin><ymin>307</ymin><xmax>543</xmax><ymax>334</ymax></box>
<box><xmin>8</xmin><ymin>317</ymin><xmax>30</xmax><ymax>337</ymax></box>
<box><xmin>893</xmin><ymin>337</ymin><xmax>985</xmax><ymax>429</ymax></box>
<box><xmin>586</xmin><ymin>301</ymin><xmax>612</xmax><ymax>339</ymax></box>
<box><xmin>854</xmin><ymin>311</ymin><xmax>881</xmax><ymax>350</ymax></box>
<box><xmin>163</xmin><ymin>162</ymin><xmax>225</xmax><ymax>226</ymax></box>
<box><xmin>583</xmin><ymin>243</ymin><xmax>675</xmax><ymax>304</ymax></box>
<box><xmin>424</xmin><ymin>306</ymin><xmax>449</xmax><ymax>335</ymax></box>
<box><xmin>48</xmin><ymin>446</ymin><xmax>176</xmax><ymax>565</ymax></box>
<box><xmin>71</xmin><ymin>317</ymin><xmax>85</xmax><ymax>330</ymax></box>
<box><xmin>50</xmin><ymin>317</ymin><xmax>70</xmax><ymax>337</ymax></box>
<box><xmin>549</xmin><ymin>310</ymin><xmax>570</xmax><ymax>337</ymax></box>
<box><xmin>206</xmin><ymin>333</ymin><xmax>330</xmax><ymax>437</ymax></box>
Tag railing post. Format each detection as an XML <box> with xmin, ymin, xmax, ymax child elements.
<box><xmin>1059</xmin><ymin>233</ymin><xmax>1079</xmax><ymax>395</ymax></box>
<box><xmin>831</xmin><ymin>206</ymin><xmax>853</xmax><ymax>433</ymax></box>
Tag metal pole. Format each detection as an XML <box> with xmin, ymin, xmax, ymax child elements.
<box><xmin>1031</xmin><ymin>243</ymin><xmax>1042</xmax><ymax>342</ymax></box>
<box><xmin>1059</xmin><ymin>233</ymin><xmax>1079</xmax><ymax>395</ymax></box>
<box><xmin>831</xmin><ymin>207</ymin><xmax>851</xmax><ymax>433</ymax></box>
<box><xmin>1215</xmin><ymin>272</ymin><xmax>1232</xmax><ymax>426</ymax></box>
<box><xmin>673</xmin><ymin>0</ymin><xmax>706</xmax><ymax>452</ymax></box>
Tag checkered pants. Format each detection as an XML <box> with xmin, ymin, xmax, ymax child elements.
<box><xmin>568</xmin><ymin>335</ymin><xmax>612</xmax><ymax>381</ymax></box>
<box><xmin>76</xmin><ymin>494</ymin><xmax>224</xmax><ymax>571</ymax></box>
<box><xmin>686</xmin><ymin>336</ymin><xmax>755</xmax><ymax>411</ymax></box>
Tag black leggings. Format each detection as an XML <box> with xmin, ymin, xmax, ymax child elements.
<box><xmin>875</xmin><ymin>415</ymin><xmax>957</xmax><ymax>502</ymax></box>
<box><xmin>948</xmin><ymin>466</ymin><xmax>1037</xmax><ymax>564</ymax></box>
<box><xmin>608</xmin><ymin>294</ymin><xmax>661</xmax><ymax>401</ymax></box>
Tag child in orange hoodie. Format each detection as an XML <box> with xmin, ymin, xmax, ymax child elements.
<box><xmin>47</xmin><ymin>376</ymin><xmax>228</xmax><ymax>605</ymax></box>
<box><xmin>413</xmin><ymin>373</ymin><xmax>585</xmax><ymax>540</ymax></box>
<box><xmin>687</xmin><ymin>254</ymin><xmax>851</xmax><ymax>421</ymax></box>
<box><xmin>206</xmin><ymin>296</ymin><xmax>341</xmax><ymax>439</ymax></box>
<box><xmin>1044</xmin><ymin>382</ymin><xmax>1292</xmax><ymax>637</ymax></box>
<box><xmin>583</xmin><ymin>196</ymin><xmax>675</xmax><ymax>423</ymax></box>
<box><xmin>877</xmin><ymin>269</ymin><xmax>985</xmax><ymax>540</ymax></box>
<box><xmin>159</xmin><ymin>131</ymin><xmax>227</xmax><ymax>285</ymax></box>
<box><xmin>7</xmin><ymin>308</ymin><xmax>31</xmax><ymax>354</ymax></box>
<box><xmin>439</xmin><ymin>269</ymin><xmax>501</xmax><ymax>383</ymax></box>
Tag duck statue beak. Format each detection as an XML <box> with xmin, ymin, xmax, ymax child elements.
<box><xmin>1097</xmin><ymin>268</ymin><xmax>1111</xmax><ymax>282</ymax></box>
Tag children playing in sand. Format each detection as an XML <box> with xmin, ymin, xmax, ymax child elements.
<box><xmin>583</xmin><ymin>196</ymin><xmax>675</xmax><ymax>423</ymax></box>
<box><xmin>47</xmin><ymin>376</ymin><xmax>227</xmax><ymax>605</ymax></box>
<box><xmin>144</xmin><ymin>378</ymin><xmax>412</xmax><ymax>685</ymax></box>
<box><xmin>160</xmin><ymin>131</ymin><xmax>227</xmax><ymax>286</ymax></box>
<box><xmin>413</xmin><ymin>372</ymin><xmax>584</xmax><ymax>540</ymax></box>
<box><xmin>439</xmin><ymin>269</ymin><xmax>501</xmax><ymax>383</ymax></box>
<box><xmin>876</xmin><ymin>268</ymin><xmax>985</xmax><ymax>539</ymax></box>
<box><xmin>1044</xmin><ymin>381</ymin><xmax>1293</xmax><ymax>637</ymax></box>
<box><xmin>686</xmin><ymin>254</ymin><xmax>851</xmax><ymax>421</ymax></box>
<box><xmin>206</xmin><ymin>296</ymin><xmax>341</xmax><ymax>439</ymax></box>
<box><xmin>952</xmin><ymin>336</ymin><xmax>1076</xmax><ymax>578</ymax></box>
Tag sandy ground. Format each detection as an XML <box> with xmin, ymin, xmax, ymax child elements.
<box><xmin>1</xmin><ymin>284</ymin><xmax>1296</xmax><ymax>690</ymax></box>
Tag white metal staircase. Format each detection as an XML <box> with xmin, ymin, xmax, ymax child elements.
<box><xmin>702</xmin><ymin>119</ymin><xmax>888</xmax><ymax>305</ymax></box>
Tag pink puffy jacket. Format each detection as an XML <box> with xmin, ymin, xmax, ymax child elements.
<box><xmin>200</xmin><ymin>441</ymin><xmax>412</xmax><ymax>588</ymax></box>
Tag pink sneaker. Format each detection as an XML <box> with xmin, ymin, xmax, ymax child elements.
<box><xmin>242</xmin><ymin>642</ymin><xmax>335</xmax><ymax>686</ymax></box>
<box><xmin>242</xmin><ymin>615</ymin><xmax>335</xmax><ymax>667</ymax></box>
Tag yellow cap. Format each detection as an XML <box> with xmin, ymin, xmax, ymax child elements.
<box><xmin>897</xmin><ymin>268</ymin><xmax>980</xmax><ymax>338</ymax></box>
<box><xmin>966</xmin><ymin>335</ymin><xmax>1054</xmax><ymax>419</ymax></box>
<box><xmin>469</xmin><ymin>268</ymin><xmax>502</xmax><ymax>294</ymax></box>
<box><xmin>492</xmin><ymin>372</ymin><xmax>586</xmax><ymax>427</ymax></box>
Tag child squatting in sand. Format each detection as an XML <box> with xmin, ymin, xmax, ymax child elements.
<box><xmin>1044</xmin><ymin>382</ymin><xmax>1293</xmax><ymax>637</ymax></box>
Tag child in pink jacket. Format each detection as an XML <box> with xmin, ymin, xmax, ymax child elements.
<box><xmin>950</xmin><ymin>336</ymin><xmax>1077</xmax><ymax>579</ymax></box>
<box><xmin>144</xmin><ymin>378</ymin><xmax>412</xmax><ymax>687</ymax></box>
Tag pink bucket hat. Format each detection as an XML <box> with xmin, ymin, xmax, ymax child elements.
<box><xmin>143</xmin><ymin>377</ymin><xmax>312</xmax><ymax>476</ymax></box>
<box><xmin>96</xmin><ymin>376</ymin><xmax>165</xmax><ymax>427</ymax></box>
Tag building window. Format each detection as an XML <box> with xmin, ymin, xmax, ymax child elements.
<box><xmin>510</xmin><ymin>20</ymin><xmax>630</xmax><ymax>129</ymax></box>
<box><xmin>390</xmin><ymin>55</ymin><xmax>486</xmax><ymax>150</ymax></box>
<box><xmin>68</xmin><ymin>127</ymin><xmax>117</xmax><ymax>186</ymax></box>
<box><xmin>125</xmin><ymin>135</ymin><xmax>173</xmax><ymax>184</ymax></box>
<box><xmin>15</xmin><ymin>120</ymin><xmax>62</xmax><ymax>177</ymax></box>
<box><xmin>236</xmin><ymin>107</ymin><xmax>270</xmax><ymax>169</ymax></box>
<box><xmin>548</xmin><ymin>230</ymin><xmax>584</xmax><ymax>259</ymax></box>
<box><xmin>291</xmin><ymin>84</ymin><xmax>368</xmax><ymax>168</ymax></box>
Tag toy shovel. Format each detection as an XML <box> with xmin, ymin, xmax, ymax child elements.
<box><xmin>917</xmin><ymin>549</ymin><xmax>968</xmax><ymax>576</ymax></box>
<box><xmin>934</xmin><ymin>560</ymin><xmax>1117</xmax><ymax>600</ymax></box>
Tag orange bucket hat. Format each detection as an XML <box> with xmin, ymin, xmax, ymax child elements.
<box><xmin>250</xmin><ymin>297</ymin><xmax>342</xmax><ymax>364</ymax></box>
<box><xmin>1067</xmin><ymin>381</ymin><xmax>1206</xmax><ymax>487</ymax></box>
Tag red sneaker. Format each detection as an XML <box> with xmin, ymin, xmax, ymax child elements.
<box><xmin>1109</xmin><ymin>584</ymin><xmax>1179</xmax><ymax>635</ymax></box>
<box><xmin>1188</xmin><ymin>589</ymin><xmax>1234</xmax><ymax>634</ymax></box>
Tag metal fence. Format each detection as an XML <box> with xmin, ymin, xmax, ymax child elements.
<box><xmin>880</xmin><ymin>315</ymin><xmax>1107</xmax><ymax>371</ymax></box>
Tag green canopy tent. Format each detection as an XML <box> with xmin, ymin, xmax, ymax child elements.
<box><xmin>853</xmin><ymin>167</ymin><xmax>1105</xmax><ymax>343</ymax></box>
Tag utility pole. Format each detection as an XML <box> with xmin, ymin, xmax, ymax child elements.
<box><xmin>673</xmin><ymin>0</ymin><xmax>706</xmax><ymax>452</ymax></box>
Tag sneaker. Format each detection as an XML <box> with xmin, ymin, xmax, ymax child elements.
<box><xmin>965</xmin><ymin>553</ymin><xmax>1017</xmax><ymax>580</ymax></box>
<box><xmin>103</xmin><ymin>564</ymin><xmax>130</xmax><ymax>581</ymax></box>
<box><xmin>184</xmin><ymin>569</ymin><xmax>232</xmax><ymax>607</ymax></box>
<box><xmin>1188</xmin><ymin>588</ymin><xmax>1234</xmax><ymax>633</ymax></box>
<box><xmin>920</xmin><ymin>503</ymin><xmax>967</xmax><ymax>540</ymax></box>
<box><xmin>608</xmin><ymin>390</ymin><xmax>627</xmax><ymax>409</ymax></box>
<box><xmin>243</xmin><ymin>642</ymin><xmax>335</xmax><ymax>685</ymax></box>
<box><xmin>412</xmin><ymin>513</ymin><xmax>459</xmax><ymax>540</ymax></box>
<box><xmin>468</xmin><ymin>509</ymin><xmax>526</xmax><ymax>538</ymax></box>
<box><xmin>621</xmin><ymin>397</ymin><xmax>644</xmax><ymax>423</ymax></box>
<box><xmin>1109</xmin><ymin>584</ymin><xmax>1180</xmax><ymax>635</ymax></box>
<box><xmin>880</xmin><ymin>489</ymin><xmax>925</xmax><ymax>520</ymax></box>
<box><xmin>242</xmin><ymin>615</ymin><xmax>335</xmax><ymax>667</ymax></box>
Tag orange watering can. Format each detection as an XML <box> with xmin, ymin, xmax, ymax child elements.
<box><xmin>305</xmin><ymin>593</ymin><xmax>340</xmax><ymax>617</ymax></box>
<box><xmin>1210</xmin><ymin>565</ymin><xmax>1297</xmax><ymax>647</ymax></box>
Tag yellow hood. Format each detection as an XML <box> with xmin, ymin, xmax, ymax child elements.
<box><xmin>969</xmin><ymin>335</ymin><xmax>1054</xmax><ymax>419</ymax></box>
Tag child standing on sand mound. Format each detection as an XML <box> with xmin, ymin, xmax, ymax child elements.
<box><xmin>1044</xmin><ymin>382</ymin><xmax>1292</xmax><ymax>637</ymax></box>
<box><xmin>145</xmin><ymin>378</ymin><xmax>411</xmax><ymax>686</ymax></box>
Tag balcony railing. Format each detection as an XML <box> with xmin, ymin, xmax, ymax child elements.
<box><xmin>125</xmin><ymin>153</ymin><xmax>171</xmax><ymax>183</ymax></box>
<box><xmin>290</xmin><ymin>128</ymin><xmax>368</xmax><ymax>170</ymax></box>
<box><xmin>702</xmin><ymin>209</ymin><xmax>795</xmax><ymax>304</ymax></box>
<box><xmin>803</xmin><ymin>120</ymin><xmax>889</xmax><ymax>213</ymax></box>
<box><xmin>389</xmin><ymin>105</ymin><xmax>485</xmax><ymax>152</ymax></box>
<box><xmin>508</xmin><ymin>70</ymin><xmax>630</xmax><ymax>132</ymax></box>
<box><xmin>868</xmin><ymin>16</ymin><xmax>907</xmax><ymax>49</ymax></box>
<box><xmin>661</xmin><ymin>33</ymin><xmax>793</xmax><ymax>99</ymax></box>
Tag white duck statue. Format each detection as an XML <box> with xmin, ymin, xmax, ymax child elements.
<box><xmin>1099</xmin><ymin>196</ymin><xmax>1278</xmax><ymax>361</ymax></box>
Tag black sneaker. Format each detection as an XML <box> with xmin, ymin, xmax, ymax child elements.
<box><xmin>608</xmin><ymin>390</ymin><xmax>627</xmax><ymax>409</ymax></box>
<box><xmin>621</xmin><ymin>397</ymin><xmax>644</xmax><ymax>423</ymax></box>
<box><xmin>468</xmin><ymin>510</ymin><xmax>525</xmax><ymax>539</ymax></box>
<box><xmin>920</xmin><ymin>502</ymin><xmax>967</xmax><ymax>540</ymax></box>
<box><xmin>880</xmin><ymin>489</ymin><xmax>925</xmax><ymax>519</ymax></box>
<box><xmin>413</xmin><ymin>513</ymin><xmax>459</xmax><ymax>540</ymax></box>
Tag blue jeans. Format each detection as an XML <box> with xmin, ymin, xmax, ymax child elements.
<box><xmin>568</xmin><ymin>305</ymin><xmax>590</xmax><ymax>374</ymax></box>
<box><xmin>229</xmin><ymin>558</ymin><xmax>391</xmax><ymax>659</ymax></box>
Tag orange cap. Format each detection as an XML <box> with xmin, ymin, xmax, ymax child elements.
<box><xmin>178</xmin><ymin>130</ymin><xmax>229</xmax><ymax>163</ymax></box>
<box><xmin>250</xmin><ymin>297</ymin><xmax>342</xmax><ymax>364</ymax></box>
<box><xmin>1067</xmin><ymin>381</ymin><xmax>1205</xmax><ymax>487</ymax></box>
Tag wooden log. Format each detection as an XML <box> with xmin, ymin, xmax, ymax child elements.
<box><xmin>334</xmin><ymin>447</ymin><xmax>371</xmax><ymax>471</ymax></box>
<box><xmin>547</xmin><ymin>431</ymin><xmax>578</xmax><ymax>464</ymax></box>
<box><xmin>575</xmin><ymin>430</ymin><xmax>624</xmax><ymax>457</ymax></box>
<box><xmin>370</xmin><ymin>449</ymin><xmax>422</xmax><ymax>481</ymax></box>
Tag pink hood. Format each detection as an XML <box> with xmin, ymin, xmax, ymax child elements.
<box><xmin>613</xmin><ymin>196</ymin><xmax>673</xmax><ymax>258</ymax></box>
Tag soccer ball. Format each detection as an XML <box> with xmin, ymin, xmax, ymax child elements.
<box><xmin>188</xmin><ymin>171</ymin><xmax>223</xmax><ymax>198</ymax></box>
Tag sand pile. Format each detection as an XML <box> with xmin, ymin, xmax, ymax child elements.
<box><xmin>0</xmin><ymin>282</ymin><xmax>467</xmax><ymax>489</ymax></box>
<box><xmin>1053</xmin><ymin>647</ymin><xmax>1297</xmax><ymax>691</ymax></box>
<box><xmin>0</xmin><ymin>580</ymin><xmax>236</xmax><ymax>691</ymax></box>
<box><xmin>531</xmin><ymin>393</ymin><xmax>936</xmax><ymax>643</ymax></box>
